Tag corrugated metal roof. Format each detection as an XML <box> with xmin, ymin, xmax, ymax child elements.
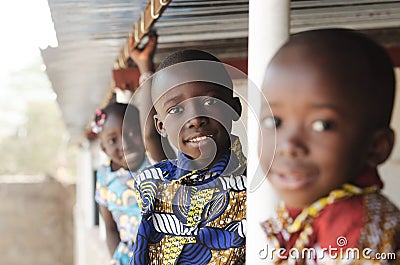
<box><xmin>41</xmin><ymin>0</ymin><xmax>400</xmax><ymax>142</ymax></box>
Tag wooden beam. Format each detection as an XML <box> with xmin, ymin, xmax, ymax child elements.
<box><xmin>112</xmin><ymin>58</ymin><xmax>248</xmax><ymax>93</ymax></box>
<box><xmin>114</xmin><ymin>0</ymin><xmax>172</xmax><ymax>70</ymax></box>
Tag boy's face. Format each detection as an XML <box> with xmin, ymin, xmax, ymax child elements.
<box><xmin>100</xmin><ymin>113</ymin><xmax>145</xmax><ymax>171</ymax></box>
<box><xmin>154</xmin><ymin>82</ymin><xmax>241</xmax><ymax>167</ymax></box>
<box><xmin>260</xmin><ymin>50</ymin><xmax>373</xmax><ymax>208</ymax></box>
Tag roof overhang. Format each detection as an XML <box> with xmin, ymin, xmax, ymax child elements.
<box><xmin>41</xmin><ymin>0</ymin><xmax>400</xmax><ymax>143</ymax></box>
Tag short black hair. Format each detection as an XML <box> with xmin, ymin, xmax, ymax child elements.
<box><xmin>102</xmin><ymin>102</ymin><xmax>139</xmax><ymax>121</ymax></box>
<box><xmin>157</xmin><ymin>49</ymin><xmax>223</xmax><ymax>70</ymax></box>
<box><xmin>274</xmin><ymin>28</ymin><xmax>395</xmax><ymax>128</ymax></box>
<box><xmin>152</xmin><ymin>49</ymin><xmax>234</xmax><ymax>106</ymax></box>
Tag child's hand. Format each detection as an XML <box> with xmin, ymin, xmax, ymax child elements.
<box><xmin>128</xmin><ymin>31</ymin><xmax>157</xmax><ymax>73</ymax></box>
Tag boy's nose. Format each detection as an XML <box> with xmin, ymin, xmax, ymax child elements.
<box><xmin>122</xmin><ymin>136</ymin><xmax>135</xmax><ymax>153</ymax></box>
<box><xmin>276</xmin><ymin>129</ymin><xmax>308</xmax><ymax>157</ymax></box>
<box><xmin>117</xmin><ymin>144</ymin><xmax>124</xmax><ymax>157</ymax></box>
<box><xmin>186</xmin><ymin>116</ymin><xmax>208</xmax><ymax>129</ymax></box>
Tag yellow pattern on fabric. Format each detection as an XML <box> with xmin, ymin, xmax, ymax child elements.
<box><xmin>187</xmin><ymin>188</ymin><xmax>216</xmax><ymax>226</ymax></box>
<box><xmin>162</xmin><ymin>236</ymin><xmax>196</xmax><ymax>265</ymax></box>
<box><xmin>157</xmin><ymin>187</ymin><xmax>216</xmax><ymax>263</ymax></box>
<box><xmin>135</xmin><ymin>190</ymin><xmax>142</xmax><ymax>209</ymax></box>
<box><xmin>148</xmin><ymin>190</ymin><xmax>247</xmax><ymax>264</ymax></box>
<box><xmin>136</xmin><ymin>180</ymin><xmax>158</xmax><ymax>214</ymax></box>
<box><xmin>231</xmin><ymin>137</ymin><xmax>247</xmax><ymax>166</ymax></box>
<box><xmin>263</xmin><ymin>183</ymin><xmax>380</xmax><ymax>264</ymax></box>
<box><xmin>288</xmin><ymin>184</ymin><xmax>378</xmax><ymax>234</ymax></box>
<box><xmin>307</xmin><ymin>193</ymin><xmax>400</xmax><ymax>265</ymax></box>
<box><xmin>357</xmin><ymin>193</ymin><xmax>400</xmax><ymax>265</ymax></box>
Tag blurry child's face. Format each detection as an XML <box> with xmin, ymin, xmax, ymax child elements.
<box><xmin>154</xmin><ymin>82</ymin><xmax>241</xmax><ymax>167</ymax></box>
<box><xmin>100</xmin><ymin>113</ymin><xmax>145</xmax><ymax>171</ymax></box>
<box><xmin>260</xmin><ymin>51</ymin><xmax>373</xmax><ymax>208</ymax></box>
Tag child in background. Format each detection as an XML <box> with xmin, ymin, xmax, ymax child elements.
<box><xmin>93</xmin><ymin>103</ymin><xmax>151</xmax><ymax>265</ymax></box>
<box><xmin>94</xmin><ymin>34</ymin><xmax>173</xmax><ymax>264</ymax></box>
<box><xmin>260</xmin><ymin>28</ymin><xmax>400</xmax><ymax>264</ymax></box>
<box><xmin>129</xmin><ymin>50</ymin><xmax>247</xmax><ymax>265</ymax></box>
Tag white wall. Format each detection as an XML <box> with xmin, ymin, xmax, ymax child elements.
<box><xmin>381</xmin><ymin>67</ymin><xmax>400</xmax><ymax>207</ymax></box>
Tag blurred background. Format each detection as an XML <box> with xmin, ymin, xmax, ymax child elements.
<box><xmin>0</xmin><ymin>1</ymin><xmax>76</xmax><ymax>264</ymax></box>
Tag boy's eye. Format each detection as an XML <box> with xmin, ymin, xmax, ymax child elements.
<box><xmin>167</xmin><ymin>106</ymin><xmax>183</xmax><ymax>114</ymax></box>
<box><xmin>311</xmin><ymin>120</ymin><xmax>334</xmax><ymax>132</ymax></box>
<box><xmin>203</xmin><ymin>98</ymin><xmax>218</xmax><ymax>106</ymax></box>
<box><xmin>107</xmin><ymin>137</ymin><xmax>116</xmax><ymax>145</ymax></box>
<box><xmin>262</xmin><ymin>116</ymin><xmax>281</xmax><ymax>129</ymax></box>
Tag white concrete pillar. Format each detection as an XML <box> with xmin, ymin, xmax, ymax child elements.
<box><xmin>381</xmin><ymin>68</ymin><xmax>400</xmax><ymax>207</ymax></box>
<box><xmin>247</xmin><ymin>0</ymin><xmax>290</xmax><ymax>264</ymax></box>
<box><xmin>78</xmin><ymin>140</ymin><xmax>95</xmax><ymax>228</ymax></box>
<box><xmin>74</xmin><ymin>140</ymin><xmax>94</xmax><ymax>265</ymax></box>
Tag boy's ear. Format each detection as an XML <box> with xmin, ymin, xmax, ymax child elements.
<box><xmin>366</xmin><ymin>127</ymin><xmax>395</xmax><ymax>167</ymax></box>
<box><xmin>154</xmin><ymin>114</ymin><xmax>167</xmax><ymax>137</ymax></box>
<box><xmin>231</xmin><ymin>97</ymin><xmax>242</xmax><ymax>121</ymax></box>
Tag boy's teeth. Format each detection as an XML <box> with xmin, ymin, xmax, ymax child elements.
<box><xmin>280</xmin><ymin>174</ymin><xmax>302</xmax><ymax>180</ymax></box>
<box><xmin>188</xmin><ymin>135</ymin><xmax>209</xmax><ymax>142</ymax></box>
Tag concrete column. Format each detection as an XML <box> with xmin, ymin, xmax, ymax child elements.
<box><xmin>381</xmin><ymin>68</ymin><xmax>400</xmax><ymax>207</ymax></box>
<box><xmin>247</xmin><ymin>0</ymin><xmax>290</xmax><ymax>264</ymax></box>
<box><xmin>74</xmin><ymin>140</ymin><xmax>94</xmax><ymax>265</ymax></box>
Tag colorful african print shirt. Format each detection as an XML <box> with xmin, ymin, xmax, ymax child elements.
<box><xmin>262</xmin><ymin>177</ymin><xmax>400</xmax><ymax>265</ymax></box>
<box><xmin>95</xmin><ymin>156</ymin><xmax>152</xmax><ymax>265</ymax></box>
<box><xmin>129</xmin><ymin>136</ymin><xmax>247</xmax><ymax>265</ymax></box>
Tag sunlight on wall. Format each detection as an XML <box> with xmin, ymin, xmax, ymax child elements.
<box><xmin>381</xmin><ymin>68</ymin><xmax>400</xmax><ymax>207</ymax></box>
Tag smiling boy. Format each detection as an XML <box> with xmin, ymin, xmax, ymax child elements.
<box><xmin>129</xmin><ymin>50</ymin><xmax>247</xmax><ymax>265</ymax></box>
<box><xmin>260</xmin><ymin>29</ymin><xmax>400</xmax><ymax>264</ymax></box>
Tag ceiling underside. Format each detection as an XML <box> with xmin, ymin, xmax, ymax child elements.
<box><xmin>41</xmin><ymin>0</ymin><xmax>400</xmax><ymax>143</ymax></box>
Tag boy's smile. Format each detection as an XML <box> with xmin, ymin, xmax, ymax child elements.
<box><xmin>100</xmin><ymin>113</ymin><xmax>145</xmax><ymax>171</ymax></box>
<box><xmin>260</xmin><ymin>46</ymin><xmax>375</xmax><ymax>209</ymax></box>
<box><xmin>154</xmin><ymin>81</ymin><xmax>241</xmax><ymax>168</ymax></box>
<box><xmin>268</xmin><ymin>158</ymin><xmax>318</xmax><ymax>191</ymax></box>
